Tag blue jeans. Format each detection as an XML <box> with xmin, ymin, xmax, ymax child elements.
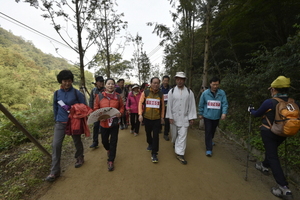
<box><xmin>261</xmin><ymin>129</ymin><xmax>288</xmax><ymax>186</ymax></box>
<box><xmin>204</xmin><ymin>118</ymin><xmax>219</xmax><ymax>151</ymax></box>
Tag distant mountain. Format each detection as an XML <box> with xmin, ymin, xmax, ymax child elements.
<box><xmin>0</xmin><ymin>27</ymin><xmax>73</xmax><ymax>70</ymax></box>
<box><xmin>0</xmin><ymin>27</ymin><xmax>93</xmax><ymax>110</ymax></box>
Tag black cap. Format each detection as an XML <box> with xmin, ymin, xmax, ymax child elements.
<box><xmin>95</xmin><ymin>76</ymin><xmax>104</xmax><ymax>82</ymax></box>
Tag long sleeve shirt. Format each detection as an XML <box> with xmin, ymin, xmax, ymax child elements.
<box><xmin>166</xmin><ymin>86</ymin><xmax>197</xmax><ymax>127</ymax></box>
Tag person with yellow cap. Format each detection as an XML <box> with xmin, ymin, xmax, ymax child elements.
<box><xmin>249</xmin><ymin>76</ymin><xmax>295</xmax><ymax>199</ymax></box>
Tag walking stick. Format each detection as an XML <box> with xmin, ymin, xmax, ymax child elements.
<box><xmin>284</xmin><ymin>139</ymin><xmax>288</xmax><ymax>177</ymax></box>
<box><xmin>245</xmin><ymin>104</ymin><xmax>253</xmax><ymax>181</ymax></box>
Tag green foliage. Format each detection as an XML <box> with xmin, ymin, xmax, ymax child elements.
<box><xmin>0</xmin><ymin>106</ymin><xmax>54</xmax><ymax>151</ymax></box>
<box><xmin>0</xmin><ymin>144</ymin><xmax>50</xmax><ymax>200</ymax></box>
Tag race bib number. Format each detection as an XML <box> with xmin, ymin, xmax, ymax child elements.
<box><xmin>163</xmin><ymin>94</ymin><xmax>168</xmax><ymax>101</ymax></box>
<box><xmin>108</xmin><ymin>116</ymin><xmax>116</xmax><ymax>127</ymax></box>
<box><xmin>146</xmin><ymin>98</ymin><xmax>160</xmax><ymax>108</ymax></box>
<box><xmin>207</xmin><ymin>100</ymin><xmax>221</xmax><ymax>109</ymax></box>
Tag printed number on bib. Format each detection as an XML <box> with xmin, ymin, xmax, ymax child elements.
<box><xmin>207</xmin><ymin>100</ymin><xmax>221</xmax><ymax>109</ymax></box>
<box><xmin>163</xmin><ymin>94</ymin><xmax>168</xmax><ymax>101</ymax></box>
<box><xmin>146</xmin><ymin>98</ymin><xmax>160</xmax><ymax>108</ymax></box>
<box><xmin>108</xmin><ymin>116</ymin><xmax>116</xmax><ymax>127</ymax></box>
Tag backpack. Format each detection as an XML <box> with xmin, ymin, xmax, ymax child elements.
<box><xmin>265</xmin><ymin>98</ymin><xmax>300</xmax><ymax>137</ymax></box>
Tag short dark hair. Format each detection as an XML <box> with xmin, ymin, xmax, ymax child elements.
<box><xmin>105</xmin><ymin>78</ymin><xmax>115</xmax><ymax>85</ymax></box>
<box><xmin>150</xmin><ymin>77</ymin><xmax>160</xmax><ymax>83</ymax></box>
<box><xmin>209</xmin><ymin>77</ymin><xmax>220</xmax><ymax>84</ymax></box>
<box><xmin>275</xmin><ymin>87</ymin><xmax>289</xmax><ymax>94</ymax></box>
<box><xmin>117</xmin><ymin>79</ymin><xmax>125</xmax><ymax>83</ymax></box>
<box><xmin>95</xmin><ymin>76</ymin><xmax>104</xmax><ymax>82</ymax></box>
<box><xmin>57</xmin><ymin>70</ymin><xmax>74</xmax><ymax>84</ymax></box>
<box><xmin>162</xmin><ymin>75</ymin><xmax>170</xmax><ymax>80</ymax></box>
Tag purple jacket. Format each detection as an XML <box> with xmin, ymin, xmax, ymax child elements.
<box><xmin>126</xmin><ymin>91</ymin><xmax>141</xmax><ymax>113</ymax></box>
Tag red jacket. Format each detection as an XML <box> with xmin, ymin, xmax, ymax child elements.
<box><xmin>65</xmin><ymin>103</ymin><xmax>93</xmax><ymax>136</ymax></box>
<box><xmin>94</xmin><ymin>92</ymin><xmax>124</xmax><ymax>128</ymax></box>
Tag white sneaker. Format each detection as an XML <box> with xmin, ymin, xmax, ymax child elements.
<box><xmin>255</xmin><ymin>162</ymin><xmax>269</xmax><ymax>175</ymax></box>
<box><xmin>134</xmin><ymin>133</ymin><xmax>138</xmax><ymax>136</ymax></box>
<box><xmin>271</xmin><ymin>185</ymin><xmax>293</xmax><ymax>200</ymax></box>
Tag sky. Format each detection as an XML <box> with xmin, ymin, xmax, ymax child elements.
<box><xmin>0</xmin><ymin>0</ymin><xmax>175</xmax><ymax>82</ymax></box>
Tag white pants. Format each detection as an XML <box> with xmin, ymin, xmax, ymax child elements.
<box><xmin>170</xmin><ymin>124</ymin><xmax>188</xmax><ymax>156</ymax></box>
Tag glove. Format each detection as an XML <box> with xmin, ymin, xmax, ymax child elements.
<box><xmin>62</xmin><ymin>105</ymin><xmax>71</xmax><ymax>111</ymax></box>
<box><xmin>248</xmin><ymin>106</ymin><xmax>254</xmax><ymax>112</ymax></box>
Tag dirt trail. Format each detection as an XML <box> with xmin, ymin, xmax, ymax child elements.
<box><xmin>36</xmin><ymin>126</ymin><xmax>299</xmax><ymax>200</ymax></box>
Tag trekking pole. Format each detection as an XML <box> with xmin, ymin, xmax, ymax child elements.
<box><xmin>284</xmin><ymin>140</ymin><xmax>288</xmax><ymax>177</ymax></box>
<box><xmin>245</xmin><ymin>104</ymin><xmax>253</xmax><ymax>181</ymax></box>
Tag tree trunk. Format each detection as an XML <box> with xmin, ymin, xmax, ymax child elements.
<box><xmin>104</xmin><ymin>7</ymin><xmax>111</xmax><ymax>78</ymax></box>
<box><xmin>202</xmin><ymin>2</ymin><xmax>210</xmax><ymax>89</ymax></box>
<box><xmin>75</xmin><ymin>0</ymin><xmax>86</xmax><ymax>88</ymax></box>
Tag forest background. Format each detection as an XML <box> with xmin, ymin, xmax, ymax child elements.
<box><xmin>1</xmin><ymin>0</ymin><xmax>300</xmax><ymax>199</ymax></box>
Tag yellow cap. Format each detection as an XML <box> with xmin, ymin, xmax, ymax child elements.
<box><xmin>270</xmin><ymin>76</ymin><xmax>290</xmax><ymax>88</ymax></box>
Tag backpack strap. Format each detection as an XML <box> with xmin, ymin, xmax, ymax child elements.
<box><xmin>74</xmin><ymin>88</ymin><xmax>79</xmax><ymax>103</ymax></box>
<box><xmin>171</xmin><ymin>87</ymin><xmax>190</xmax><ymax>94</ymax></box>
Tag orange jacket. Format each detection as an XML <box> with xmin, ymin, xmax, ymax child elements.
<box><xmin>94</xmin><ymin>92</ymin><xmax>124</xmax><ymax>128</ymax></box>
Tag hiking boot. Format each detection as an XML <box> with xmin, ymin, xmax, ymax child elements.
<box><xmin>255</xmin><ymin>162</ymin><xmax>269</xmax><ymax>175</ymax></box>
<box><xmin>45</xmin><ymin>173</ymin><xmax>60</xmax><ymax>182</ymax></box>
<box><xmin>206</xmin><ymin>150</ymin><xmax>212</xmax><ymax>157</ymax></box>
<box><xmin>147</xmin><ymin>145</ymin><xmax>152</xmax><ymax>151</ymax></box>
<box><xmin>89</xmin><ymin>143</ymin><xmax>98</xmax><ymax>148</ymax></box>
<box><xmin>271</xmin><ymin>185</ymin><xmax>293</xmax><ymax>200</ymax></box>
<box><xmin>151</xmin><ymin>154</ymin><xmax>158</xmax><ymax>163</ymax></box>
<box><xmin>176</xmin><ymin>155</ymin><xmax>187</xmax><ymax>165</ymax></box>
<box><xmin>107</xmin><ymin>161</ymin><xmax>114</xmax><ymax>171</ymax></box>
<box><xmin>75</xmin><ymin>156</ymin><xmax>84</xmax><ymax>168</ymax></box>
<box><xmin>163</xmin><ymin>135</ymin><xmax>169</xmax><ymax>141</ymax></box>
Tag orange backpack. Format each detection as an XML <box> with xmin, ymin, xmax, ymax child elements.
<box><xmin>265</xmin><ymin>98</ymin><xmax>300</xmax><ymax>137</ymax></box>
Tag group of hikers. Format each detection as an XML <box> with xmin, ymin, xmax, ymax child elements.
<box><xmin>45</xmin><ymin>69</ymin><xmax>294</xmax><ymax>200</ymax></box>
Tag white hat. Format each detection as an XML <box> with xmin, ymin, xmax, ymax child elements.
<box><xmin>174</xmin><ymin>72</ymin><xmax>186</xmax><ymax>79</ymax></box>
<box><xmin>132</xmin><ymin>84</ymin><xmax>139</xmax><ymax>89</ymax></box>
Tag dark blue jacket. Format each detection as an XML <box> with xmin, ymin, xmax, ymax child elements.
<box><xmin>53</xmin><ymin>86</ymin><xmax>86</xmax><ymax>122</ymax></box>
<box><xmin>160</xmin><ymin>84</ymin><xmax>171</xmax><ymax>104</ymax></box>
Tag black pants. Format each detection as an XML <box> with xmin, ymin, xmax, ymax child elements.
<box><xmin>144</xmin><ymin>118</ymin><xmax>160</xmax><ymax>155</ymax></box>
<box><xmin>261</xmin><ymin>129</ymin><xmax>288</xmax><ymax>186</ymax></box>
<box><xmin>160</xmin><ymin>106</ymin><xmax>170</xmax><ymax>135</ymax></box>
<box><xmin>92</xmin><ymin>121</ymin><xmax>101</xmax><ymax>145</ymax></box>
<box><xmin>163</xmin><ymin>117</ymin><xmax>170</xmax><ymax>135</ymax></box>
<box><xmin>101</xmin><ymin>125</ymin><xmax>119</xmax><ymax>162</ymax></box>
<box><xmin>130</xmin><ymin>113</ymin><xmax>140</xmax><ymax>133</ymax></box>
<box><xmin>204</xmin><ymin>117</ymin><xmax>219</xmax><ymax>151</ymax></box>
<box><xmin>120</xmin><ymin>106</ymin><xmax>127</xmax><ymax>126</ymax></box>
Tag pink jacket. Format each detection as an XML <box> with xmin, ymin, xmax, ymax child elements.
<box><xmin>126</xmin><ymin>91</ymin><xmax>141</xmax><ymax>113</ymax></box>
